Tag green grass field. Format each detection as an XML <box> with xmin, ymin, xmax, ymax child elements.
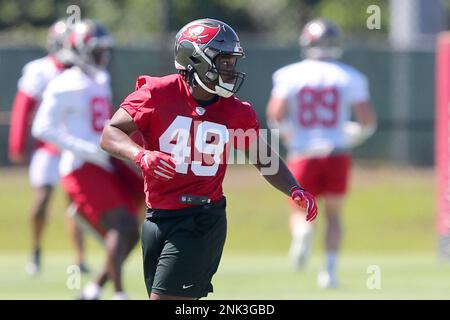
<box><xmin>1</xmin><ymin>164</ymin><xmax>448</xmax><ymax>300</ymax></box>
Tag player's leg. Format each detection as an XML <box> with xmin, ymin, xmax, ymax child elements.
<box><xmin>150</xmin><ymin>293</ymin><xmax>197</xmax><ymax>300</ymax></box>
<box><xmin>317</xmin><ymin>194</ymin><xmax>344</xmax><ymax>288</ymax></box>
<box><xmin>144</xmin><ymin>200</ymin><xmax>227</xmax><ymax>300</ymax></box>
<box><xmin>66</xmin><ymin>205</ymin><xmax>90</xmax><ymax>273</ymax></box>
<box><xmin>101</xmin><ymin>161</ymin><xmax>143</xmax><ymax>298</ymax></box>
<box><xmin>141</xmin><ymin>216</ymin><xmax>165</xmax><ymax>299</ymax></box>
<box><xmin>289</xmin><ymin>209</ymin><xmax>315</xmax><ymax>269</ymax></box>
<box><xmin>69</xmin><ymin>208</ymin><xmax>107</xmax><ymax>300</ymax></box>
<box><xmin>68</xmin><ymin>161</ymin><xmax>141</xmax><ymax>299</ymax></box>
<box><xmin>75</xmin><ymin>208</ymin><xmax>138</xmax><ymax>300</ymax></box>
<box><xmin>287</xmin><ymin>157</ymin><xmax>321</xmax><ymax>269</ymax></box>
<box><xmin>72</xmin><ymin>220</ymin><xmax>90</xmax><ymax>273</ymax></box>
<box><xmin>27</xmin><ymin>185</ymin><xmax>53</xmax><ymax>275</ymax></box>
<box><xmin>99</xmin><ymin>207</ymin><xmax>139</xmax><ymax>299</ymax></box>
<box><xmin>317</xmin><ymin>154</ymin><xmax>351</xmax><ymax>288</ymax></box>
<box><xmin>26</xmin><ymin>149</ymin><xmax>59</xmax><ymax>275</ymax></box>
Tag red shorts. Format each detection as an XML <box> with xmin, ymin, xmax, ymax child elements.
<box><xmin>62</xmin><ymin>160</ymin><xmax>144</xmax><ymax>236</ymax></box>
<box><xmin>288</xmin><ymin>154</ymin><xmax>351</xmax><ymax>203</ymax></box>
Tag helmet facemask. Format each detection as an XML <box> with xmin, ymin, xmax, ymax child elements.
<box><xmin>190</xmin><ymin>44</ymin><xmax>245</xmax><ymax>98</ymax></box>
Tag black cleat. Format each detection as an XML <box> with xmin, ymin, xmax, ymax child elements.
<box><xmin>78</xmin><ymin>262</ymin><xmax>91</xmax><ymax>274</ymax></box>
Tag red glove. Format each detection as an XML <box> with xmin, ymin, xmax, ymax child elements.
<box><xmin>290</xmin><ymin>186</ymin><xmax>318</xmax><ymax>222</ymax></box>
<box><xmin>134</xmin><ymin>150</ymin><xmax>177</xmax><ymax>181</ymax></box>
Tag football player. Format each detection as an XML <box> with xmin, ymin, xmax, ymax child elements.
<box><xmin>100</xmin><ymin>18</ymin><xmax>318</xmax><ymax>300</ymax></box>
<box><xmin>32</xmin><ymin>19</ymin><xmax>143</xmax><ymax>300</ymax></box>
<box><xmin>8</xmin><ymin>19</ymin><xmax>89</xmax><ymax>276</ymax></box>
<box><xmin>266</xmin><ymin>18</ymin><xmax>377</xmax><ymax>288</ymax></box>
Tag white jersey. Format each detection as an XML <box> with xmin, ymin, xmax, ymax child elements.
<box><xmin>32</xmin><ymin>67</ymin><xmax>112</xmax><ymax>176</ymax></box>
<box><xmin>271</xmin><ymin>59</ymin><xmax>370</xmax><ymax>156</ymax></box>
<box><xmin>18</xmin><ymin>55</ymin><xmax>63</xmax><ymax>101</ymax></box>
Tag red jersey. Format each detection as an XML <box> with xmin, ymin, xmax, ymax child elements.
<box><xmin>121</xmin><ymin>74</ymin><xmax>259</xmax><ymax>210</ymax></box>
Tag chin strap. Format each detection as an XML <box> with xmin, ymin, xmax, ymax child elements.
<box><xmin>216</xmin><ymin>76</ymin><xmax>234</xmax><ymax>98</ymax></box>
<box><xmin>191</xmin><ymin>41</ymin><xmax>236</xmax><ymax>98</ymax></box>
<box><xmin>193</xmin><ymin>72</ymin><xmax>235</xmax><ymax>98</ymax></box>
<box><xmin>193</xmin><ymin>72</ymin><xmax>217</xmax><ymax>95</ymax></box>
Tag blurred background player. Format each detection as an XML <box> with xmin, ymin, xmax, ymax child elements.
<box><xmin>266</xmin><ymin>18</ymin><xmax>377</xmax><ymax>288</ymax></box>
<box><xmin>8</xmin><ymin>19</ymin><xmax>89</xmax><ymax>276</ymax></box>
<box><xmin>32</xmin><ymin>19</ymin><xmax>142</xmax><ymax>300</ymax></box>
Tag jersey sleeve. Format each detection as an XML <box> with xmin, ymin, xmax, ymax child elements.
<box><xmin>17</xmin><ymin>62</ymin><xmax>48</xmax><ymax>99</ymax></box>
<box><xmin>270</xmin><ymin>69</ymin><xmax>291</xmax><ymax>99</ymax></box>
<box><xmin>348</xmin><ymin>72</ymin><xmax>370</xmax><ymax>104</ymax></box>
<box><xmin>32</xmin><ymin>85</ymin><xmax>109</xmax><ymax>168</ymax></box>
<box><xmin>232</xmin><ymin>102</ymin><xmax>260</xmax><ymax>151</ymax></box>
<box><xmin>8</xmin><ymin>91</ymin><xmax>38</xmax><ymax>158</ymax></box>
<box><xmin>120</xmin><ymin>76</ymin><xmax>154</xmax><ymax>135</ymax></box>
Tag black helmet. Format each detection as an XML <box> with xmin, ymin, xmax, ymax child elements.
<box><xmin>174</xmin><ymin>18</ymin><xmax>245</xmax><ymax>98</ymax></box>
<box><xmin>299</xmin><ymin>18</ymin><xmax>342</xmax><ymax>59</ymax></box>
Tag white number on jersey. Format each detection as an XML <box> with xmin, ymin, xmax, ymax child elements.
<box><xmin>159</xmin><ymin>116</ymin><xmax>229</xmax><ymax>176</ymax></box>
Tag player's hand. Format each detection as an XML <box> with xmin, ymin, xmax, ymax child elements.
<box><xmin>290</xmin><ymin>186</ymin><xmax>318</xmax><ymax>222</ymax></box>
<box><xmin>343</xmin><ymin>121</ymin><xmax>376</xmax><ymax>148</ymax></box>
<box><xmin>134</xmin><ymin>150</ymin><xmax>176</xmax><ymax>181</ymax></box>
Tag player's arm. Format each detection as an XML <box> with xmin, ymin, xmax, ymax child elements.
<box><xmin>8</xmin><ymin>62</ymin><xmax>45</xmax><ymax>164</ymax></box>
<box><xmin>100</xmin><ymin>108</ymin><xmax>142</xmax><ymax>162</ymax></box>
<box><xmin>100</xmin><ymin>108</ymin><xmax>176</xmax><ymax>181</ymax></box>
<box><xmin>251</xmin><ymin>137</ymin><xmax>296</xmax><ymax>197</ymax></box>
<box><xmin>266</xmin><ymin>95</ymin><xmax>288</xmax><ymax>125</ymax></box>
<box><xmin>344</xmin><ymin>101</ymin><xmax>377</xmax><ymax>148</ymax></box>
<box><xmin>353</xmin><ymin>101</ymin><xmax>377</xmax><ymax>129</ymax></box>
<box><xmin>344</xmin><ymin>72</ymin><xmax>377</xmax><ymax>147</ymax></box>
<box><xmin>8</xmin><ymin>91</ymin><xmax>38</xmax><ymax>164</ymax></box>
<box><xmin>31</xmin><ymin>91</ymin><xmax>109</xmax><ymax>168</ymax></box>
<box><xmin>249</xmin><ymin>135</ymin><xmax>318</xmax><ymax>222</ymax></box>
<box><xmin>266</xmin><ymin>94</ymin><xmax>292</xmax><ymax>144</ymax></box>
<box><xmin>266</xmin><ymin>68</ymin><xmax>290</xmax><ymax>128</ymax></box>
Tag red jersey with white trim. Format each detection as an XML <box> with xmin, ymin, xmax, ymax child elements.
<box><xmin>121</xmin><ymin>74</ymin><xmax>259</xmax><ymax>210</ymax></box>
<box><xmin>9</xmin><ymin>55</ymin><xmax>65</xmax><ymax>157</ymax></box>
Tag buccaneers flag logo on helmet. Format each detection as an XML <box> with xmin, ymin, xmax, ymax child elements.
<box><xmin>178</xmin><ymin>24</ymin><xmax>220</xmax><ymax>44</ymax></box>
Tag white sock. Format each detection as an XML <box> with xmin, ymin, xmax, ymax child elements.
<box><xmin>292</xmin><ymin>221</ymin><xmax>313</xmax><ymax>240</ymax></box>
<box><xmin>289</xmin><ymin>221</ymin><xmax>314</xmax><ymax>268</ymax></box>
<box><xmin>325</xmin><ymin>251</ymin><xmax>338</xmax><ymax>278</ymax></box>
<box><xmin>83</xmin><ymin>282</ymin><xmax>101</xmax><ymax>300</ymax></box>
